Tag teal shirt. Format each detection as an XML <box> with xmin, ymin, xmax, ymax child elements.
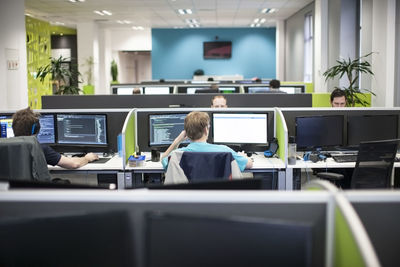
<box><xmin>162</xmin><ymin>142</ymin><xmax>249</xmax><ymax>172</ymax></box>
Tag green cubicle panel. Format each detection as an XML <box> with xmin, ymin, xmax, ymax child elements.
<box><xmin>275</xmin><ymin>108</ymin><xmax>288</xmax><ymax>163</ymax></box>
<box><xmin>26</xmin><ymin>16</ymin><xmax>52</xmax><ymax>109</ymax></box>
<box><xmin>312</xmin><ymin>93</ymin><xmax>371</xmax><ymax>107</ymax></box>
<box><xmin>121</xmin><ymin>109</ymin><xmax>136</xmax><ymax>168</ymax></box>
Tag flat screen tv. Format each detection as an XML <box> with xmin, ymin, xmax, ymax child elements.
<box><xmin>203</xmin><ymin>41</ymin><xmax>232</xmax><ymax>59</ymax></box>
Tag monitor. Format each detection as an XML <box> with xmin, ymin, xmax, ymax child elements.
<box><xmin>0</xmin><ymin>115</ymin><xmax>13</xmax><ymax>138</ymax></box>
<box><xmin>37</xmin><ymin>114</ymin><xmax>55</xmax><ymax>144</ymax></box>
<box><xmin>187</xmin><ymin>87</ymin><xmax>208</xmax><ymax>94</ymax></box>
<box><xmin>146</xmin><ymin>212</ymin><xmax>313</xmax><ymax>267</ymax></box>
<box><xmin>144</xmin><ymin>86</ymin><xmax>171</xmax><ymax>95</ymax></box>
<box><xmin>247</xmin><ymin>87</ymin><xmax>270</xmax><ymax>93</ymax></box>
<box><xmin>278</xmin><ymin>87</ymin><xmax>296</xmax><ymax>94</ymax></box>
<box><xmin>212</xmin><ymin>113</ymin><xmax>268</xmax><ymax>144</ymax></box>
<box><xmin>115</xmin><ymin>87</ymin><xmax>143</xmax><ymax>95</ymax></box>
<box><xmin>219</xmin><ymin>87</ymin><xmax>237</xmax><ymax>93</ymax></box>
<box><xmin>347</xmin><ymin>114</ymin><xmax>398</xmax><ymax>146</ymax></box>
<box><xmin>149</xmin><ymin>113</ymin><xmax>189</xmax><ymax>147</ymax></box>
<box><xmin>295</xmin><ymin>115</ymin><xmax>344</xmax><ymax>150</ymax></box>
<box><xmin>56</xmin><ymin>114</ymin><xmax>107</xmax><ymax>146</ymax></box>
<box><xmin>203</xmin><ymin>41</ymin><xmax>232</xmax><ymax>59</ymax></box>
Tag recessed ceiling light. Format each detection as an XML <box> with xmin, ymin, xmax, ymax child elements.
<box><xmin>177</xmin><ymin>9</ymin><xmax>193</xmax><ymax>15</ymax></box>
<box><xmin>102</xmin><ymin>10</ymin><xmax>112</xmax><ymax>16</ymax></box>
<box><xmin>94</xmin><ymin>10</ymin><xmax>104</xmax><ymax>16</ymax></box>
<box><xmin>260</xmin><ymin>18</ymin><xmax>266</xmax><ymax>23</ymax></box>
<box><xmin>253</xmin><ymin>18</ymin><xmax>259</xmax><ymax>23</ymax></box>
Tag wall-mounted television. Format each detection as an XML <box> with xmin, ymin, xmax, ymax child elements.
<box><xmin>203</xmin><ymin>41</ymin><xmax>232</xmax><ymax>59</ymax></box>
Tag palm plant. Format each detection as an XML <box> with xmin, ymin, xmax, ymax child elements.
<box><xmin>36</xmin><ymin>56</ymin><xmax>81</xmax><ymax>95</ymax></box>
<box><xmin>111</xmin><ymin>59</ymin><xmax>118</xmax><ymax>83</ymax></box>
<box><xmin>323</xmin><ymin>52</ymin><xmax>375</xmax><ymax>107</ymax></box>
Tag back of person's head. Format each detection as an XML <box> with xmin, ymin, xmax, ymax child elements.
<box><xmin>269</xmin><ymin>79</ymin><xmax>280</xmax><ymax>89</ymax></box>
<box><xmin>12</xmin><ymin>107</ymin><xmax>40</xmax><ymax>136</ymax></box>
<box><xmin>211</xmin><ymin>95</ymin><xmax>228</xmax><ymax>108</ymax></box>
<box><xmin>184</xmin><ymin>111</ymin><xmax>210</xmax><ymax>140</ymax></box>
<box><xmin>132</xmin><ymin>87</ymin><xmax>141</xmax><ymax>94</ymax></box>
<box><xmin>210</xmin><ymin>84</ymin><xmax>219</xmax><ymax>90</ymax></box>
<box><xmin>330</xmin><ymin>88</ymin><xmax>346</xmax><ymax>102</ymax></box>
<box><xmin>159</xmin><ymin>78</ymin><xmax>165</xmax><ymax>83</ymax></box>
<box><xmin>207</xmin><ymin>77</ymin><xmax>214</xmax><ymax>81</ymax></box>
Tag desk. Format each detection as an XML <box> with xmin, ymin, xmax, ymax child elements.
<box><xmin>48</xmin><ymin>155</ymin><xmax>126</xmax><ymax>189</ymax></box>
<box><xmin>126</xmin><ymin>152</ymin><xmax>287</xmax><ymax>189</ymax></box>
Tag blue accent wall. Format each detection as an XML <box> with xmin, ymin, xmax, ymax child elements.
<box><xmin>152</xmin><ymin>28</ymin><xmax>276</xmax><ymax>80</ymax></box>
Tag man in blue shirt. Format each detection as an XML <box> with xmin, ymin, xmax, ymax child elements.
<box><xmin>161</xmin><ymin>111</ymin><xmax>253</xmax><ymax>171</ymax></box>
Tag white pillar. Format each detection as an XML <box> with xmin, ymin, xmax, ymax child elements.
<box><xmin>314</xmin><ymin>0</ymin><xmax>329</xmax><ymax>92</ymax></box>
<box><xmin>77</xmin><ymin>22</ymin><xmax>100</xmax><ymax>94</ymax></box>
<box><xmin>275</xmin><ymin>20</ymin><xmax>285</xmax><ymax>80</ymax></box>
<box><xmin>0</xmin><ymin>0</ymin><xmax>28</xmax><ymax>109</ymax></box>
<box><xmin>371</xmin><ymin>0</ymin><xmax>396</xmax><ymax>107</ymax></box>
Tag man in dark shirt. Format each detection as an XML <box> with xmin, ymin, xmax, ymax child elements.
<box><xmin>12</xmin><ymin>107</ymin><xmax>98</xmax><ymax>169</ymax></box>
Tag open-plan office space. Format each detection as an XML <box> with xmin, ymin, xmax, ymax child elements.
<box><xmin>1</xmin><ymin>1</ymin><xmax>400</xmax><ymax>267</ymax></box>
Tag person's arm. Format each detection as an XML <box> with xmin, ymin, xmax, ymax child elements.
<box><xmin>237</xmin><ymin>151</ymin><xmax>253</xmax><ymax>169</ymax></box>
<box><xmin>57</xmin><ymin>153</ymin><xmax>99</xmax><ymax>169</ymax></box>
<box><xmin>161</xmin><ymin>130</ymin><xmax>187</xmax><ymax>162</ymax></box>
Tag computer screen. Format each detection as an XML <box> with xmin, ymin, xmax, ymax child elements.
<box><xmin>0</xmin><ymin>115</ymin><xmax>14</xmax><ymax>138</ymax></box>
<box><xmin>144</xmin><ymin>86</ymin><xmax>171</xmax><ymax>95</ymax></box>
<box><xmin>37</xmin><ymin>114</ymin><xmax>55</xmax><ymax>144</ymax></box>
<box><xmin>56</xmin><ymin>114</ymin><xmax>107</xmax><ymax>146</ymax></box>
<box><xmin>278</xmin><ymin>87</ymin><xmax>296</xmax><ymax>94</ymax></box>
<box><xmin>247</xmin><ymin>87</ymin><xmax>270</xmax><ymax>93</ymax></box>
<box><xmin>295</xmin><ymin>115</ymin><xmax>344</xmax><ymax>150</ymax></box>
<box><xmin>149</xmin><ymin>113</ymin><xmax>189</xmax><ymax>147</ymax></box>
<box><xmin>212</xmin><ymin>113</ymin><xmax>268</xmax><ymax>144</ymax></box>
<box><xmin>187</xmin><ymin>87</ymin><xmax>208</xmax><ymax>94</ymax></box>
<box><xmin>116</xmin><ymin>87</ymin><xmax>143</xmax><ymax>95</ymax></box>
<box><xmin>347</xmin><ymin>115</ymin><xmax>398</xmax><ymax>146</ymax></box>
<box><xmin>219</xmin><ymin>87</ymin><xmax>237</xmax><ymax>93</ymax></box>
<box><xmin>146</xmin><ymin>212</ymin><xmax>313</xmax><ymax>267</ymax></box>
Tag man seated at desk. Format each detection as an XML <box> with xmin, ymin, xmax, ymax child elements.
<box><xmin>161</xmin><ymin>111</ymin><xmax>253</xmax><ymax>171</ymax></box>
<box><xmin>12</xmin><ymin>107</ymin><xmax>99</xmax><ymax>169</ymax></box>
<box><xmin>211</xmin><ymin>95</ymin><xmax>228</xmax><ymax>108</ymax></box>
<box><xmin>330</xmin><ymin>88</ymin><xmax>347</xmax><ymax>107</ymax></box>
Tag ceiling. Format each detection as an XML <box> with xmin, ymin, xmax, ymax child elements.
<box><xmin>25</xmin><ymin>0</ymin><xmax>313</xmax><ymax>30</ymax></box>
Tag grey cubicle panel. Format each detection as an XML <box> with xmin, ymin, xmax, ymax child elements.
<box><xmin>0</xmin><ymin>190</ymin><xmax>329</xmax><ymax>267</ymax></box>
<box><xmin>281</xmin><ymin>108</ymin><xmax>400</xmax><ymax>143</ymax></box>
<box><xmin>41</xmin><ymin>94</ymin><xmax>312</xmax><ymax>109</ymax></box>
<box><xmin>345</xmin><ymin>191</ymin><xmax>400</xmax><ymax>267</ymax></box>
<box><xmin>0</xmin><ymin>109</ymin><xmax>130</xmax><ymax>154</ymax></box>
<box><xmin>135</xmin><ymin>108</ymin><xmax>275</xmax><ymax>152</ymax></box>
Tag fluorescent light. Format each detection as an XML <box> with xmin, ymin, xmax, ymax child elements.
<box><xmin>94</xmin><ymin>10</ymin><xmax>104</xmax><ymax>16</ymax></box>
<box><xmin>261</xmin><ymin>8</ymin><xmax>276</xmax><ymax>14</ymax></box>
<box><xmin>256</xmin><ymin>23</ymin><xmax>261</xmax><ymax>27</ymax></box>
<box><xmin>132</xmin><ymin>26</ymin><xmax>144</xmax><ymax>30</ymax></box>
<box><xmin>250</xmin><ymin>23</ymin><xmax>255</xmax><ymax>27</ymax></box>
<box><xmin>186</xmin><ymin>9</ymin><xmax>193</xmax><ymax>14</ymax></box>
<box><xmin>177</xmin><ymin>9</ymin><xmax>193</xmax><ymax>15</ymax></box>
<box><xmin>260</xmin><ymin>18</ymin><xmax>266</xmax><ymax>23</ymax></box>
<box><xmin>123</xmin><ymin>20</ymin><xmax>131</xmax><ymax>24</ymax></box>
<box><xmin>178</xmin><ymin>9</ymin><xmax>185</xmax><ymax>14</ymax></box>
<box><xmin>253</xmin><ymin>18</ymin><xmax>259</xmax><ymax>23</ymax></box>
<box><xmin>102</xmin><ymin>10</ymin><xmax>112</xmax><ymax>16</ymax></box>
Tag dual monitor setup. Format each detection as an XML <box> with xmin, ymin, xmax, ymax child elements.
<box><xmin>113</xmin><ymin>86</ymin><xmax>173</xmax><ymax>95</ymax></box>
<box><xmin>295</xmin><ymin>114</ymin><xmax>399</xmax><ymax>151</ymax></box>
<box><xmin>0</xmin><ymin>114</ymin><xmax>108</xmax><ymax>147</ymax></box>
<box><xmin>148</xmin><ymin>112</ymin><xmax>268</xmax><ymax>150</ymax></box>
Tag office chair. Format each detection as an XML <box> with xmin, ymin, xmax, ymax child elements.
<box><xmin>164</xmin><ymin>151</ymin><xmax>242</xmax><ymax>184</ymax></box>
<box><xmin>317</xmin><ymin>140</ymin><xmax>398</xmax><ymax>189</ymax></box>
<box><xmin>0</xmin><ymin>136</ymin><xmax>51</xmax><ymax>181</ymax></box>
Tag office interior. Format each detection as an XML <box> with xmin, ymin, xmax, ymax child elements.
<box><xmin>1</xmin><ymin>1</ymin><xmax>400</xmax><ymax>266</ymax></box>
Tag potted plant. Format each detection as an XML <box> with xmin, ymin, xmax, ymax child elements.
<box><xmin>323</xmin><ymin>52</ymin><xmax>375</xmax><ymax>107</ymax></box>
<box><xmin>82</xmin><ymin>56</ymin><xmax>94</xmax><ymax>95</ymax></box>
<box><xmin>111</xmin><ymin>59</ymin><xmax>119</xmax><ymax>84</ymax></box>
<box><xmin>36</xmin><ymin>55</ymin><xmax>82</xmax><ymax>95</ymax></box>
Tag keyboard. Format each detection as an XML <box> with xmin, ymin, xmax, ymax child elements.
<box><xmin>332</xmin><ymin>154</ymin><xmax>358</xmax><ymax>163</ymax></box>
<box><xmin>88</xmin><ymin>157</ymin><xmax>111</xmax><ymax>164</ymax></box>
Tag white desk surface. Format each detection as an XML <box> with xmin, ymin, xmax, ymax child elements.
<box><xmin>125</xmin><ymin>152</ymin><xmax>285</xmax><ymax>171</ymax></box>
<box><xmin>289</xmin><ymin>157</ymin><xmax>400</xmax><ymax>169</ymax></box>
<box><xmin>48</xmin><ymin>155</ymin><xmax>124</xmax><ymax>171</ymax></box>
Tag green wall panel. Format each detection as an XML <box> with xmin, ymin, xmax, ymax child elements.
<box><xmin>26</xmin><ymin>16</ymin><xmax>52</xmax><ymax>109</ymax></box>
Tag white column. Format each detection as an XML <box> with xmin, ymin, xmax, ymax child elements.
<box><xmin>0</xmin><ymin>0</ymin><xmax>28</xmax><ymax>109</ymax></box>
<box><xmin>77</xmin><ymin>22</ymin><xmax>100</xmax><ymax>94</ymax></box>
<box><xmin>275</xmin><ymin>20</ymin><xmax>285</xmax><ymax>80</ymax></box>
<box><xmin>98</xmin><ymin>27</ymin><xmax>112</xmax><ymax>94</ymax></box>
<box><xmin>314</xmin><ymin>0</ymin><xmax>329</xmax><ymax>92</ymax></box>
<box><xmin>371</xmin><ymin>0</ymin><xmax>396</xmax><ymax>107</ymax></box>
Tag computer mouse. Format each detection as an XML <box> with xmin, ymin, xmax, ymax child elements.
<box><xmin>246</xmin><ymin>152</ymin><xmax>253</xmax><ymax>157</ymax></box>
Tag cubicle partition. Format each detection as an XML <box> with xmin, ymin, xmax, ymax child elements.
<box><xmin>41</xmin><ymin>94</ymin><xmax>312</xmax><ymax>109</ymax></box>
<box><xmin>0</xmin><ymin>190</ymin><xmax>331</xmax><ymax>267</ymax></box>
<box><xmin>110</xmin><ymin>83</ymin><xmax>176</xmax><ymax>95</ymax></box>
<box><xmin>345</xmin><ymin>191</ymin><xmax>400</xmax><ymax>267</ymax></box>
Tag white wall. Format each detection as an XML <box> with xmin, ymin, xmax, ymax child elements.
<box><xmin>0</xmin><ymin>0</ymin><xmax>28</xmax><ymax>109</ymax></box>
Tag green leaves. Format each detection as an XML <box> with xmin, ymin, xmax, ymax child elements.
<box><xmin>323</xmin><ymin>52</ymin><xmax>375</xmax><ymax>107</ymax></box>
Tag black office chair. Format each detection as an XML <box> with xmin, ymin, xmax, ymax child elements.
<box><xmin>164</xmin><ymin>151</ymin><xmax>242</xmax><ymax>184</ymax></box>
<box><xmin>0</xmin><ymin>136</ymin><xmax>51</xmax><ymax>181</ymax></box>
<box><xmin>317</xmin><ymin>140</ymin><xmax>399</xmax><ymax>189</ymax></box>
